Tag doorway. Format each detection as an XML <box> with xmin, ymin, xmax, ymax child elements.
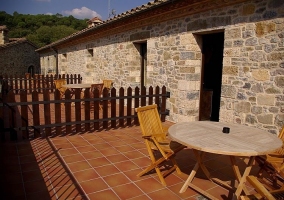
<box><xmin>199</xmin><ymin>32</ymin><xmax>224</xmax><ymax>121</ymax></box>
<box><xmin>140</xmin><ymin>43</ymin><xmax>147</xmax><ymax>88</ymax></box>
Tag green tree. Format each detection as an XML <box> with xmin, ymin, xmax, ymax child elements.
<box><xmin>0</xmin><ymin>11</ymin><xmax>88</xmax><ymax>47</ymax></box>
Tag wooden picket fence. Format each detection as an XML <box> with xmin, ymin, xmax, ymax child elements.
<box><xmin>0</xmin><ymin>85</ymin><xmax>170</xmax><ymax>141</ymax></box>
<box><xmin>0</xmin><ymin>74</ymin><xmax>82</xmax><ymax>94</ymax></box>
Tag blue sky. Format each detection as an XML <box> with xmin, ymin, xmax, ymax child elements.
<box><xmin>1</xmin><ymin>0</ymin><xmax>151</xmax><ymax>21</ymax></box>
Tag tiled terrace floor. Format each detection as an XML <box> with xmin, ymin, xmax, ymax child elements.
<box><xmin>0</xmin><ymin>121</ymin><xmax>271</xmax><ymax>200</ymax></box>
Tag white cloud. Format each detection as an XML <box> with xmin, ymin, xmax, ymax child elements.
<box><xmin>62</xmin><ymin>7</ymin><xmax>101</xmax><ymax>19</ymax></box>
<box><xmin>45</xmin><ymin>12</ymin><xmax>53</xmax><ymax>15</ymax></box>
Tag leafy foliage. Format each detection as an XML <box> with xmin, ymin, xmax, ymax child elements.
<box><xmin>0</xmin><ymin>11</ymin><xmax>88</xmax><ymax>47</ymax></box>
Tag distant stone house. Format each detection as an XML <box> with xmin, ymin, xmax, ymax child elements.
<box><xmin>36</xmin><ymin>0</ymin><xmax>284</xmax><ymax>133</ymax></box>
<box><xmin>0</xmin><ymin>25</ymin><xmax>40</xmax><ymax>76</ymax></box>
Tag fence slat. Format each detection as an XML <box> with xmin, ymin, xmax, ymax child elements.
<box><xmin>74</xmin><ymin>88</ymin><xmax>82</xmax><ymax>132</ymax></box>
<box><xmin>20</xmin><ymin>90</ymin><xmax>29</xmax><ymax>139</ymax></box>
<box><xmin>54</xmin><ymin>90</ymin><xmax>62</xmax><ymax>135</ymax></box>
<box><xmin>84</xmin><ymin>89</ymin><xmax>90</xmax><ymax>132</ymax></box>
<box><xmin>0</xmin><ymin>86</ymin><xmax>169</xmax><ymax>141</ymax></box>
<box><xmin>65</xmin><ymin>90</ymin><xmax>72</xmax><ymax>134</ymax></box>
<box><xmin>127</xmin><ymin>87</ymin><xmax>132</xmax><ymax>126</ymax></box>
<box><xmin>43</xmin><ymin>90</ymin><xmax>51</xmax><ymax>137</ymax></box>
<box><xmin>0</xmin><ymin>74</ymin><xmax>82</xmax><ymax>94</ymax></box>
<box><xmin>119</xmin><ymin>87</ymin><xmax>124</xmax><ymax>127</ymax></box>
<box><xmin>161</xmin><ymin>86</ymin><xmax>167</xmax><ymax>122</ymax></box>
<box><xmin>134</xmin><ymin>87</ymin><xmax>140</xmax><ymax>125</ymax></box>
<box><xmin>110</xmin><ymin>88</ymin><xmax>116</xmax><ymax>129</ymax></box>
<box><xmin>102</xmin><ymin>88</ymin><xmax>109</xmax><ymax>129</ymax></box>
<box><xmin>32</xmin><ymin>91</ymin><xmax>41</xmax><ymax>138</ymax></box>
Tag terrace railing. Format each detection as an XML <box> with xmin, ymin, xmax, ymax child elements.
<box><xmin>0</xmin><ymin>86</ymin><xmax>170</xmax><ymax>141</ymax></box>
<box><xmin>0</xmin><ymin>74</ymin><xmax>82</xmax><ymax>94</ymax></box>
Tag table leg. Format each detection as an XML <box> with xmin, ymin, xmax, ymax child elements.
<box><xmin>231</xmin><ymin>156</ymin><xmax>255</xmax><ymax>198</ymax></box>
<box><xmin>180</xmin><ymin>150</ymin><xmax>219</xmax><ymax>199</ymax></box>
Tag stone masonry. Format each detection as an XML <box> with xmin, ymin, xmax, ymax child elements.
<box><xmin>39</xmin><ymin>0</ymin><xmax>284</xmax><ymax>134</ymax></box>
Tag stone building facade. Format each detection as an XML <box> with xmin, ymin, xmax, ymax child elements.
<box><xmin>0</xmin><ymin>26</ymin><xmax>40</xmax><ymax>76</ymax></box>
<box><xmin>37</xmin><ymin>0</ymin><xmax>284</xmax><ymax>134</ymax></box>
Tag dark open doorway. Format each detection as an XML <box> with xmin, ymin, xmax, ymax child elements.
<box><xmin>199</xmin><ymin>32</ymin><xmax>224</xmax><ymax>121</ymax></box>
<box><xmin>139</xmin><ymin>43</ymin><xmax>147</xmax><ymax>88</ymax></box>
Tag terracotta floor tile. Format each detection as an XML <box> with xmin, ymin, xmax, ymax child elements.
<box><xmin>114</xmin><ymin>144</ymin><xmax>135</xmax><ymax>152</ymax></box>
<box><xmin>44</xmin><ymin>165</ymin><xmax>68</xmax><ymax>177</ymax></box>
<box><xmin>22</xmin><ymin>169</ymin><xmax>45</xmax><ymax>182</ymax></box>
<box><xmin>93</xmin><ymin>143</ymin><xmax>112</xmax><ymax>150</ymax></box>
<box><xmin>99</xmin><ymin>147</ymin><xmax>120</xmax><ymax>156</ymax></box>
<box><xmin>59</xmin><ymin>148</ymin><xmax>79</xmax><ymax>156</ymax></box>
<box><xmin>82</xmin><ymin>151</ymin><xmax>104</xmax><ymax>160</ymax></box>
<box><xmin>128</xmin><ymin>194</ymin><xmax>152</xmax><ymax>200</ymax></box>
<box><xmin>19</xmin><ymin>154</ymin><xmax>37</xmax><ymax>163</ymax></box>
<box><xmin>1</xmin><ymin>163</ymin><xmax>21</xmax><ymax>173</ymax></box>
<box><xmin>114</xmin><ymin>160</ymin><xmax>139</xmax><ymax>172</ymax></box>
<box><xmin>123</xmin><ymin>150</ymin><xmax>145</xmax><ymax>159</ymax></box>
<box><xmin>2</xmin><ymin>172</ymin><xmax>24</xmax><ymax>184</ymax></box>
<box><xmin>87</xmin><ymin>138</ymin><xmax>105</xmax><ymax>145</ymax></box>
<box><xmin>103</xmin><ymin>172</ymin><xmax>131</xmax><ymax>187</ymax></box>
<box><xmin>80</xmin><ymin>178</ymin><xmax>109</xmax><ymax>194</ymax></box>
<box><xmin>63</xmin><ymin>153</ymin><xmax>85</xmax><ymax>163</ymax></box>
<box><xmin>53</xmin><ymin>184</ymin><xmax>84</xmax><ymax>200</ymax></box>
<box><xmin>18</xmin><ymin>147</ymin><xmax>35</xmax><ymax>156</ymax></box>
<box><xmin>67</xmin><ymin>161</ymin><xmax>92</xmax><ymax>172</ymax></box>
<box><xmin>26</xmin><ymin>190</ymin><xmax>56</xmax><ymax>200</ymax></box>
<box><xmin>87</xmin><ymin>189</ymin><xmax>120</xmax><ymax>200</ymax></box>
<box><xmin>52</xmin><ymin>142</ymin><xmax>74</xmax><ymax>149</ymax></box>
<box><xmin>168</xmin><ymin>182</ymin><xmax>199</xmax><ymax>199</ymax></box>
<box><xmin>73</xmin><ymin>169</ymin><xmax>99</xmax><ymax>182</ymax></box>
<box><xmin>2</xmin><ymin>182</ymin><xmax>26</xmax><ymax>198</ymax></box>
<box><xmin>134</xmin><ymin>177</ymin><xmax>165</xmax><ymax>193</ymax></box>
<box><xmin>24</xmin><ymin>179</ymin><xmax>49</xmax><ymax>194</ymax></box>
<box><xmin>162</xmin><ymin>173</ymin><xmax>184</xmax><ymax>186</ymax></box>
<box><xmin>123</xmin><ymin>168</ymin><xmax>149</xmax><ymax>182</ymax></box>
<box><xmin>131</xmin><ymin>157</ymin><xmax>152</xmax><ymax>168</ymax></box>
<box><xmin>88</xmin><ymin>157</ymin><xmax>111</xmax><ymax>168</ymax></box>
<box><xmin>112</xmin><ymin>183</ymin><xmax>144</xmax><ymax>199</ymax></box>
<box><xmin>70</xmin><ymin>141</ymin><xmax>90</xmax><ymax>148</ymax></box>
<box><xmin>122</xmin><ymin>138</ymin><xmax>141</xmax><ymax>145</ymax></box>
<box><xmin>94</xmin><ymin>164</ymin><xmax>120</xmax><ymax>177</ymax></box>
<box><xmin>108</xmin><ymin>140</ymin><xmax>127</xmax><ymax>147</ymax></box>
<box><xmin>105</xmin><ymin>154</ymin><xmax>129</xmax><ymax>163</ymax></box>
<box><xmin>41</xmin><ymin>157</ymin><xmax>61</xmax><ymax>168</ymax></box>
<box><xmin>81</xmin><ymin>151</ymin><xmax>104</xmax><ymax>160</ymax></box>
<box><xmin>147</xmin><ymin>188</ymin><xmax>181</xmax><ymax>200</ymax></box>
<box><xmin>207</xmin><ymin>186</ymin><xmax>232</xmax><ymax>200</ymax></box>
<box><xmin>76</xmin><ymin>145</ymin><xmax>96</xmax><ymax>153</ymax></box>
<box><xmin>2</xmin><ymin>123</ymin><xmax>266</xmax><ymax>200</ymax></box>
<box><xmin>49</xmin><ymin>174</ymin><xmax>74</xmax><ymax>188</ymax></box>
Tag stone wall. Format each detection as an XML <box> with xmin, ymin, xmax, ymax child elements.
<box><xmin>40</xmin><ymin>0</ymin><xmax>284</xmax><ymax>133</ymax></box>
<box><xmin>0</xmin><ymin>42</ymin><xmax>40</xmax><ymax>76</ymax></box>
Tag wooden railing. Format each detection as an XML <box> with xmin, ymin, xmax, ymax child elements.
<box><xmin>0</xmin><ymin>86</ymin><xmax>170</xmax><ymax>141</ymax></box>
<box><xmin>0</xmin><ymin>74</ymin><xmax>82</xmax><ymax>94</ymax></box>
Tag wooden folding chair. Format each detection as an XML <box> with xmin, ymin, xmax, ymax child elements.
<box><xmin>90</xmin><ymin>83</ymin><xmax>104</xmax><ymax>109</ymax></box>
<box><xmin>256</xmin><ymin>126</ymin><xmax>284</xmax><ymax>189</ymax></box>
<box><xmin>102</xmin><ymin>79</ymin><xmax>113</xmax><ymax>91</ymax></box>
<box><xmin>135</xmin><ymin>104</ymin><xmax>185</xmax><ymax>186</ymax></box>
<box><xmin>241</xmin><ymin>176</ymin><xmax>284</xmax><ymax>200</ymax></box>
<box><xmin>54</xmin><ymin>79</ymin><xmax>67</xmax><ymax>99</ymax></box>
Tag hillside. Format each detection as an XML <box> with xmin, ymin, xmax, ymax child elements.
<box><xmin>0</xmin><ymin>11</ymin><xmax>88</xmax><ymax>48</ymax></box>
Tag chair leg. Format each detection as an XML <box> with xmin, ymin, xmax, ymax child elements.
<box><xmin>155</xmin><ymin>167</ymin><xmax>167</xmax><ymax>186</ymax></box>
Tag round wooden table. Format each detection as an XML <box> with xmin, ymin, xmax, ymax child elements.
<box><xmin>168</xmin><ymin>121</ymin><xmax>282</xmax><ymax>199</ymax></box>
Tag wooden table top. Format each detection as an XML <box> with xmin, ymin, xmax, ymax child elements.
<box><xmin>168</xmin><ymin>121</ymin><xmax>282</xmax><ymax>156</ymax></box>
<box><xmin>62</xmin><ymin>83</ymin><xmax>93</xmax><ymax>89</ymax></box>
